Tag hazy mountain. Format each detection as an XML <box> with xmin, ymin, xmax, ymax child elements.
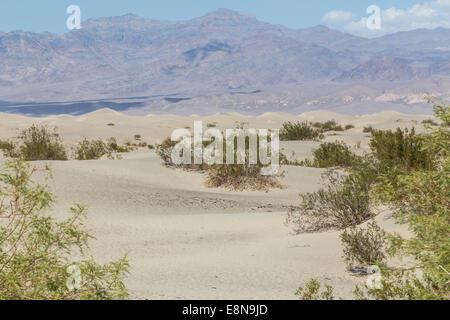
<box><xmin>334</xmin><ymin>56</ymin><xmax>426</xmax><ymax>82</ymax></box>
<box><xmin>0</xmin><ymin>9</ymin><xmax>448</xmax><ymax>116</ymax></box>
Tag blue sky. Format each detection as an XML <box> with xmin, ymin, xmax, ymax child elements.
<box><xmin>0</xmin><ymin>0</ymin><xmax>449</xmax><ymax>36</ymax></box>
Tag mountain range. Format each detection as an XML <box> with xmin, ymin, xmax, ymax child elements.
<box><xmin>0</xmin><ymin>8</ymin><xmax>449</xmax><ymax>116</ymax></box>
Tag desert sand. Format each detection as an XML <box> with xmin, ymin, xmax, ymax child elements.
<box><xmin>0</xmin><ymin>109</ymin><xmax>433</xmax><ymax>299</ymax></box>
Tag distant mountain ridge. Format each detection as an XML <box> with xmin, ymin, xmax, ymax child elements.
<box><xmin>0</xmin><ymin>9</ymin><xmax>449</xmax><ymax>115</ymax></box>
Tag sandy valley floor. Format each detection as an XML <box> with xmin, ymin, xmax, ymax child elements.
<box><xmin>0</xmin><ymin>109</ymin><xmax>433</xmax><ymax>299</ymax></box>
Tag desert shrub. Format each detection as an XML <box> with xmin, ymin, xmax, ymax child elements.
<box><xmin>313</xmin><ymin>120</ymin><xmax>344</xmax><ymax>132</ymax></box>
<box><xmin>106</xmin><ymin>123</ymin><xmax>115</xmax><ymax>126</ymax></box>
<box><xmin>422</xmin><ymin>119</ymin><xmax>438</xmax><ymax>126</ymax></box>
<box><xmin>345</xmin><ymin>124</ymin><xmax>355</xmax><ymax>130</ymax></box>
<box><xmin>147</xmin><ymin>144</ymin><xmax>155</xmax><ymax>150</ymax></box>
<box><xmin>205</xmin><ymin>162</ymin><xmax>281</xmax><ymax>191</ymax></box>
<box><xmin>0</xmin><ymin>140</ymin><xmax>17</xmax><ymax>158</ymax></box>
<box><xmin>295</xmin><ymin>279</ymin><xmax>334</xmax><ymax>300</ymax></box>
<box><xmin>363</xmin><ymin>125</ymin><xmax>374</xmax><ymax>133</ymax></box>
<box><xmin>75</xmin><ymin>138</ymin><xmax>111</xmax><ymax>160</ymax></box>
<box><xmin>311</xmin><ymin>141</ymin><xmax>358</xmax><ymax>168</ymax></box>
<box><xmin>157</xmin><ymin>130</ymin><xmax>282</xmax><ymax>191</ymax></box>
<box><xmin>18</xmin><ymin>125</ymin><xmax>67</xmax><ymax>161</ymax></box>
<box><xmin>206</xmin><ymin>123</ymin><xmax>217</xmax><ymax>128</ymax></box>
<box><xmin>0</xmin><ymin>159</ymin><xmax>129</xmax><ymax>299</ymax></box>
<box><xmin>108</xmin><ymin>137</ymin><xmax>133</xmax><ymax>153</ymax></box>
<box><xmin>369</xmin><ymin>127</ymin><xmax>434</xmax><ymax>171</ymax></box>
<box><xmin>74</xmin><ymin>138</ymin><xmax>133</xmax><ymax>160</ymax></box>
<box><xmin>280</xmin><ymin>121</ymin><xmax>324</xmax><ymax>141</ymax></box>
<box><xmin>353</xmin><ymin>102</ymin><xmax>450</xmax><ymax>300</ymax></box>
<box><xmin>134</xmin><ymin>134</ymin><xmax>142</xmax><ymax>141</ymax></box>
<box><xmin>340</xmin><ymin>220</ymin><xmax>387</xmax><ymax>269</ymax></box>
<box><xmin>286</xmin><ymin>165</ymin><xmax>377</xmax><ymax>233</ymax></box>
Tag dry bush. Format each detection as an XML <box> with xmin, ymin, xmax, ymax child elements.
<box><xmin>280</xmin><ymin>121</ymin><xmax>324</xmax><ymax>141</ymax></box>
<box><xmin>205</xmin><ymin>163</ymin><xmax>282</xmax><ymax>191</ymax></box>
<box><xmin>340</xmin><ymin>220</ymin><xmax>387</xmax><ymax>269</ymax></box>
<box><xmin>74</xmin><ymin>137</ymin><xmax>133</xmax><ymax>160</ymax></box>
<box><xmin>286</xmin><ymin>167</ymin><xmax>377</xmax><ymax>233</ymax></box>
<box><xmin>311</xmin><ymin>141</ymin><xmax>358</xmax><ymax>168</ymax></box>
<box><xmin>295</xmin><ymin>279</ymin><xmax>334</xmax><ymax>300</ymax></box>
<box><xmin>157</xmin><ymin>133</ymin><xmax>282</xmax><ymax>191</ymax></box>
<box><xmin>312</xmin><ymin>120</ymin><xmax>344</xmax><ymax>132</ymax></box>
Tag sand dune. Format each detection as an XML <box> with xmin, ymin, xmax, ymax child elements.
<box><xmin>0</xmin><ymin>110</ymin><xmax>432</xmax><ymax>299</ymax></box>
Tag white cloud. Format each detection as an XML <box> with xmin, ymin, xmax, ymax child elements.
<box><xmin>322</xmin><ymin>0</ymin><xmax>450</xmax><ymax>37</ymax></box>
<box><xmin>322</xmin><ymin>10</ymin><xmax>355</xmax><ymax>23</ymax></box>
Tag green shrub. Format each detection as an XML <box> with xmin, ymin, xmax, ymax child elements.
<box><xmin>75</xmin><ymin>138</ymin><xmax>111</xmax><ymax>160</ymax></box>
<box><xmin>354</xmin><ymin>102</ymin><xmax>450</xmax><ymax>300</ymax></box>
<box><xmin>313</xmin><ymin>120</ymin><xmax>344</xmax><ymax>132</ymax></box>
<box><xmin>0</xmin><ymin>159</ymin><xmax>129</xmax><ymax>299</ymax></box>
<box><xmin>295</xmin><ymin>279</ymin><xmax>334</xmax><ymax>300</ymax></box>
<box><xmin>107</xmin><ymin>137</ymin><xmax>133</xmax><ymax>153</ymax></box>
<box><xmin>280</xmin><ymin>121</ymin><xmax>324</xmax><ymax>141</ymax></box>
<box><xmin>205</xmin><ymin>162</ymin><xmax>281</xmax><ymax>191</ymax></box>
<box><xmin>134</xmin><ymin>134</ymin><xmax>142</xmax><ymax>141</ymax></box>
<box><xmin>18</xmin><ymin>125</ymin><xmax>67</xmax><ymax>161</ymax></box>
<box><xmin>345</xmin><ymin>124</ymin><xmax>355</xmax><ymax>130</ymax></box>
<box><xmin>293</xmin><ymin>99</ymin><xmax>449</xmax><ymax>300</ymax></box>
<box><xmin>369</xmin><ymin>127</ymin><xmax>434</xmax><ymax>171</ymax></box>
<box><xmin>74</xmin><ymin>138</ymin><xmax>133</xmax><ymax>160</ymax></box>
<box><xmin>340</xmin><ymin>220</ymin><xmax>387</xmax><ymax>269</ymax></box>
<box><xmin>311</xmin><ymin>141</ymin><xmax>358</xmax><ymax>168</ymax></box>
<box><xmin>280</xmin><ymin>152</ymin><xmax>305</xmax><ymax>166</ymax></box>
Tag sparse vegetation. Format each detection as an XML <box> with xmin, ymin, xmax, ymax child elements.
<box><xmin>311</xmin><ymin>141</ymin><xmax>358</xmax><ymax>168</ymax></box>
<box><xmin>295</xmin><ymin>279</ymin><xmax>334</xmax><ymax>300</ymax></box>
<box><xmin>345</xmin><ymin>124</ymin><xmax>355</xmax><ymax>130</ymax></box>
<box><xmin>422</xmin><ymin>119</ymin><xmax>438</xmax><ymax>126</ymax></box>
<box><xmin>340</xmin><ymin>220</ymin><xmax>387</xmax><ymax>269</ymax></box>
<box><xmin>363</xmin><ymin>125</ymin><xmax>374</xmax><ymax>133</ymax></box>
<box><xmin>0</xmin><ymin>159</ymin><xmax>129</xmax><ymax>299</ymax></box>
<box><xmin>18</xmin><ymin>125</ymin><xmax>68</xmax><ymax>161</ymax></box>
<box><xmin>0</xmin><ymin>140</ymin><xmax>17</xmax><ymax>158</ymax></box>
<box><xmin>369</xmin><ymin>127</ymin><xmax>433</xmax><ymax>171</ymax></box>
<box><xmin>280</xmin><ymin>121</ymin><xmax>324</xmax><ymax>141</ymax></box>
<box><xmin>312</xmin><ymin>120</ymin><xmax>344</xmax><ymax>132</ymax></box>
<box><xmin>354</xmin><ymin>102</ymin><xmax>450</xmax><ymax>300</ymax></box>
<box><xmin>74</xmin><ymin>137</ymin><xmax>134</xmax><ymax>160</ymax></box>
<box><xmin>281</xmin><ymin>142</ymin><xmax>358</xmax><ymax>169</ymax></box>
<box><xmin>295</xmin><ymin>98</ymin><xmax>450</xmax><ymax>300</ymax></box>
<box><xmin>286</xmin><ymin>164</ymin><xmax>377</xmax><ymax>233</ymax></box>
<box><xmin>157</xmin><ymin>129</ymin><xmax>282</xmax><ymax>191</ymax></box>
